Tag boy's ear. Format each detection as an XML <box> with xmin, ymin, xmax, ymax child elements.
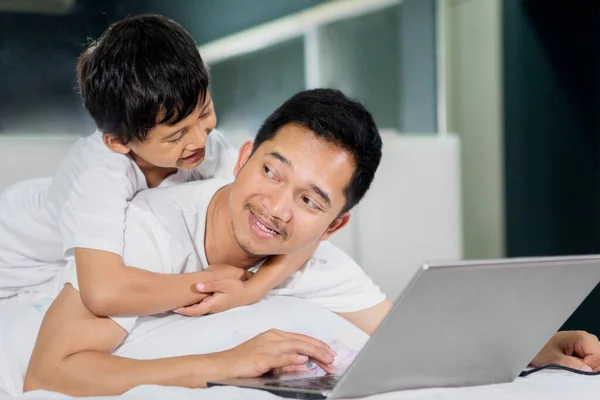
<box><xmin>234</xmin><ymin>140</ymin><xmax>255</xmax><ymax>177</ymax></box>
<box><xmin>103</xmin><ymin>134</ymin><xmax>131</xmax><ymax>155</ymax></box>
<box><xmin>320</xmin><ymin>212</ymin><xmax>351</xmax><ymax>241</ymax></box>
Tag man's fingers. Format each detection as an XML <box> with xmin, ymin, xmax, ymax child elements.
<box><xmin>272</xmin><ymin>364</ymin><xmax>312</xmax><ymax>375</ymax></box>
<box><xmin>270</xmin><ymin>354</ymin><xmax>337</xmax><ymax>376</ymax></box>
<box><xmin>278</xmin><ymin>340</ymin><xmax>336</xmax><ymax>374</ymax></box>
<box><xmin>571</xmin><ymin>332</ymin><xmax>600</xmax><ymax>370</ymax></box>
<box><xmin>556</xmin><ymin>355</ymin><xmax>593</xmax><ymax>372</ymax></box>
<box><xmin>583</xmin><ymin>354</ymin><xmax>600</xmax><ymax>372</ymax></box>
<box><xmin>277</xmin><ymin>331</ymin><xmax>336</xmax><ymax>356</ymax></box>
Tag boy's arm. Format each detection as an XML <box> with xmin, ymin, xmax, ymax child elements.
<box><xmin>174</xmin><ymin>244</ymin><xmax>318</xmax><ymax>317</ymax></box>
<box><xmin>244</xmin><ymin>244</ymin><xmax>319</xmax><ymax>301</ymax></box>
<box><xmin>74</xmin><ymin>248</ymin><xmax>246</xmax><ymax>317</ymax></box>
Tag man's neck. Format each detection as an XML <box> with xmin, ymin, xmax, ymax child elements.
<box><xmin>204</xmin><ymin>185</ymin><xmax>265</xmax><ymax>268</ymax></box>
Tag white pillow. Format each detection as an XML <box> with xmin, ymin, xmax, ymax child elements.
<box><xmin>2</xmin><ymin>296</ymin><xmax>367</xmax><ymax>396</ymax></box>
<box><xmin>116</xmin><ymin>295</ymin><xmax>368</xmax><ymax>361</ymax></box>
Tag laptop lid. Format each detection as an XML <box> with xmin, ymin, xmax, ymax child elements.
<box><xmin>330</xmin><ymin>255</ymin><xmax>600</xmax><ymax>398</ymax></box>
<box><xmin>208</xmin><ymin>255</ymin><xmax>600</xmax><ymax>398</ymax></box>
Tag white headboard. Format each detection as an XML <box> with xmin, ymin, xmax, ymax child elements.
<box><xmin>0</xmin><ymin>135</ymin><xmax>80</xmax><ymax>192</ymax></box>
<box><xmin>327</xmin><ymin>131</ymin><xmax>463</xmax><ymax>300</ymax></box>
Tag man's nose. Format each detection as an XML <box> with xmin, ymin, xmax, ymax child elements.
<box><xmin>264</xmin><ymin>187</ymin><xmax>292</xmax><ymax>223</ymax></box>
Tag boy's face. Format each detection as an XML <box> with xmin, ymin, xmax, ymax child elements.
<box><xmin>228</xmin><ymin>124</ymin><xmax>354</xmax><ymax>256</ymax></box>
<box><xmin>114</xmin><ymin>93</ymin><xmax>217</xmax><ymax>170</ymax></box>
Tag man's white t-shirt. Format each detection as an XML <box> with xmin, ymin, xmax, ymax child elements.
<box><xmin>0</xmin><ymin>130</ymin><xmax>237</xmax><ymax>299</ymax></box>
<box><xmin>65</xmin><ymin>179</ymin><xmax>386</xmax><ymax>332</ymax></box>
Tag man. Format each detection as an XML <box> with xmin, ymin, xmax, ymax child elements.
<box><xmin>24</xmin><ymin>89</ymin><xmax>392</xmax><ymax>396</ymax></box>
<box><xmin>23</xmin><ymin>89</ymin><xmax>600</xmax><ymax>396</ymax></box>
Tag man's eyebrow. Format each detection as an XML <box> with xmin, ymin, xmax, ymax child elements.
<box><xmin>310</xmin><ymin>184</ymin><xmax>331</xmax><ymax>208</ymax></box>
<box><xmin>267</xmin><ymin>151</ymin><xmax>291</xmax><ymax>167</ymax></box>
<box><xmin>266</xmin><ymin>151</ymin><xmax>331</xmax><ymax>207</ymax></box>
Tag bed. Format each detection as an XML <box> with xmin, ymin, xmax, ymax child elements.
<box><xmin>1</xmin><ymin>296</ymin><xmax>599</xmax><ymax>400</ymax></box>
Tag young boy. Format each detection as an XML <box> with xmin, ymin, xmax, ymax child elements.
<box><xmin>0</xmin><ymin>14</ymin><xmax>314</xmax><ymax>317</ymax></box>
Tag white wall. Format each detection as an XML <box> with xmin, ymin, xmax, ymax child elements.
<box><xmin>328</xmin><ymin>131</ymin><xmax>462</xmax><ymax>300</ymax></box>
<box><xmin>0</xmin><ymin>135</ymin><xmax>79</xmax><ymax>191</ymax></box>
<box><xmin>444</xmin><ymin>0</ymin><xmax>505</xmax><ymax>259</ymax></box>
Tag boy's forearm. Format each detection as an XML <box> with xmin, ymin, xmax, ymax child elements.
<box><xmin>244</xmin><ymin>249</ymin><xmax>315</xmax><ymax>302</ymax></box>
<box><xmin>25</xmin><ymin>350</ymin><xmax>227</xmax><ymax>396</ymax></box>
<box><xmin>75</xmin><ymin>248</ymin><xmax>211</xmax><ymax>316</ymax></box>
<box><xmin>244</xmin><ymin>264</ymin><xmax>291</xmax><ymax>300</ymax></box>
<box><xmin>103</xmin><ymin>267</ymin><xmax>212</xmax><ymax>316</ymax></box>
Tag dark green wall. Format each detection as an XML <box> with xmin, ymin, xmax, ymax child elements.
<box><xmin>0</xmin><ymin>0</ymin><xmax>329</xmax><ymax>134</ymax></box>
<box><xmin>503</xmin><ymin>0</ymin><xmax>600</xmax><ymax>333</ymax></box>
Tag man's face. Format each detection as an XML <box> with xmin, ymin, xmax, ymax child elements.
<box><xmin>229</xmin><ymin>123</ymin><xmax>354</xmax><ymax>256</ymax></box>
<box><xmin>106</xmin><ymin>92</ymin><xmax>217</xmax><ymax>170</ymax></box>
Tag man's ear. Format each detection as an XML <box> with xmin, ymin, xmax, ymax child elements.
<box><xmin>234</xmin><ymin>140</ymin><xmax>255</xmax><ymax>177</ymax></box>
<box><xmin>320</xmin><ymin>212</ymin><xmax>351</xmax><ymax>241</ymax></box>
<box><xmin>102</xmin><ymin>134</ymin><xmax>131</xmax><ymax>155</ymax></box>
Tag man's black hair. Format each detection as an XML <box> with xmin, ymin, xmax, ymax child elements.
<box><xmin>254</xmin><ymin>89</ymin><xmax>382</xmax><ymax>213</ymax></box>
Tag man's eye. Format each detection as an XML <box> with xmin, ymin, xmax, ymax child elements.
<box><xmin>303</xmin><ymin>197</ymin><xmax>318</xmax><ymax>209</ymax></box>
<box><xmin>263</xmin><ymin>165</ymin><xmax>275</xmax><ymax>178</ymax></box>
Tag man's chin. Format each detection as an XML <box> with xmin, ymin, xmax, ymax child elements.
<box><xmin>234</xmin><ymin>236</ymin><xmax>265</xmax><ymax>257</ymax></box>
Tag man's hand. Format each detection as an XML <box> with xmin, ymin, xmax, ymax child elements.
<box><xmin>531</xmin><ymin>330</ymin><xmax>600</xmax><ymax>372</ymax></box>
<box><xmin>218</xmin><ymin>329</ymin><xmax>337</xmax><ymax>378</ymax></box>
<box><xmin>173</xmin><ymin>265</ymin><xmax>253</xmax><ymax>317</ymax></box>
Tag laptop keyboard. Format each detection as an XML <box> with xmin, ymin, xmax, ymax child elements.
<box><xmin>264</xmin><ymin>375</ymin><xmax>341</xmax><ymax>390</ymax></box>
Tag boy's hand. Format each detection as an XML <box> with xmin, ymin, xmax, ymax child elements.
<box><xmin>173</xmin><ymin>279</ymin><xmax>255</xmax><ymax>317</ymax></box>
<box><xmin>173</xmin><ymin>265</ymin><xmax>255</xmax><ymax>317</ymax></box>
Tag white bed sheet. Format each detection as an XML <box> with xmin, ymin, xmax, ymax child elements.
<box><xmin>9</xmin><ymin>369</ymin><xmax>600</xmax><ymax>400</ymax></box>
<box><xmin>2</xmin><ymin>297</ymin><xmax>600</xmax><ymax>400</ymax></box>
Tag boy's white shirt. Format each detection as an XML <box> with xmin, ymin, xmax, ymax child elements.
<box><xmin>64</xmin><ymin>179</ymin><xmax>386</xmax><ymax>332</ymax></box>
<box><xmin>0</xmin><ymin>130</ymin><xmax>237</xmax><ymax>298</ymax></box>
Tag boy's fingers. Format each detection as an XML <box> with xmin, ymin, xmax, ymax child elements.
<box><xmin>196</xmin><ymin>280</ymin><xmax>237</xmax><ymax>293</ymax></box>
<box><xmin>173</xmin><ymin>297</ymin><xmax>216</xmax><ymax>316</ymax></box>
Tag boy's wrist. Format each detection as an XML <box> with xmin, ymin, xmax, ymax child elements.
<box><xmin>241</xmin><ymin>278</ymin><xmax>268</xmax><ymax>305</ymax></box>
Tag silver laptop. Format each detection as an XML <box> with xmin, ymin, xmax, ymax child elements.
<box><xmin>208</xmin><ymin>255</ymin><xmax>600</xmax><ymax>399</ymax></box>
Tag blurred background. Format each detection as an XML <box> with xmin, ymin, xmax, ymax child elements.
<box><xmin>0</xmin><ymin>0</ymin><xmax>598</xmax><ymax>333</ymax></box>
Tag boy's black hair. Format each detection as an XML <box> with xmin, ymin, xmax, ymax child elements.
<box><xmin>77</xmin><ymin>14</ymin><xmax>209</xmax><ymax>143</ymax></box>
<box><xmin>254</xmin><ymin>89</ymin><xmax>382</xmax><ymax>213</ymax></box>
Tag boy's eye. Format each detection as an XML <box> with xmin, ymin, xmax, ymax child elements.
<box><xmin>168</xmin><ymin>132</ymin><xmax>184</xmax><ymax>143</ymax></box>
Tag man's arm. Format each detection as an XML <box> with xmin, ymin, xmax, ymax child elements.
<box><xmin>24</xmin><ymin>284</ymin><xmax>224</xmax><ymax>395</ymax></box>
<box><xmin>337</xmin><ymin>300</ymin><xmax>393</xmax><ymax>335</ymax></box>
<box><xmin>74</xmin><ymin>248</ymin><xmax>244</xmax><ymax>317</ymax></box>
<box><xmin>24</xmin><ymin>284</ymin><xmax>336</xmax><ymax>396</ymax></box>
